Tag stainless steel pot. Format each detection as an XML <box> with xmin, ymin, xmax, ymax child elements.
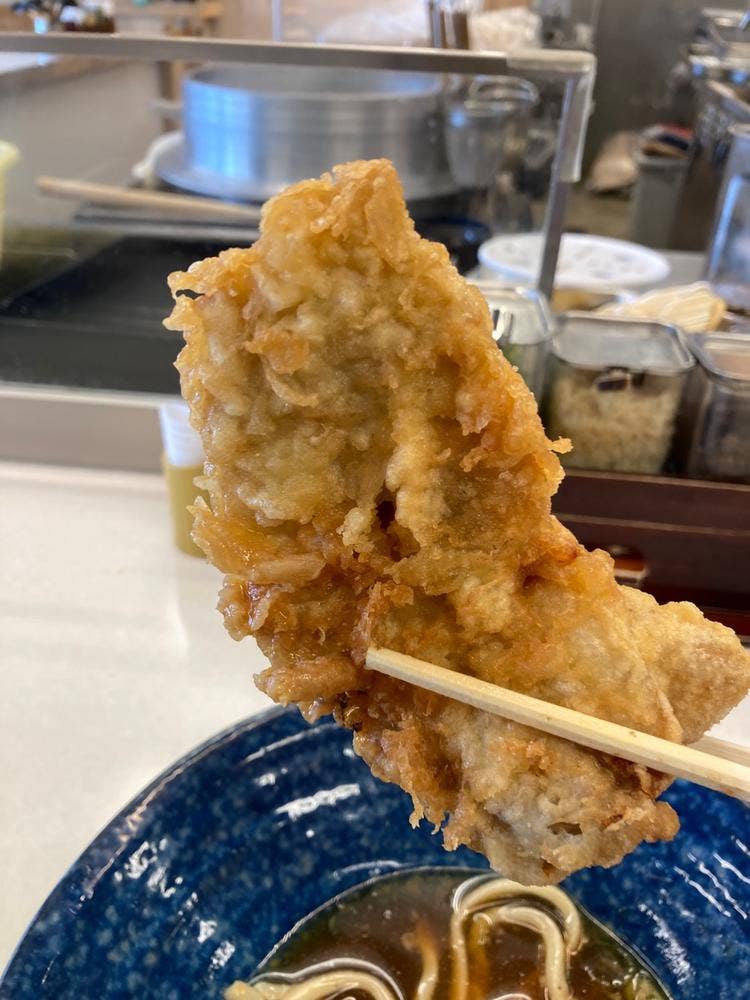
<box><xmin>156</xmin><ymin>63</ymin><xmax>457</xmax><ymax>204</ymax></box>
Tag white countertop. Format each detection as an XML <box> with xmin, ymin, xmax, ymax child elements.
<box><xmin>0</xmin><ymin>461</ymin><xmax>271</xmax><ymax>970</ymax></box>
<box><xmin>1</xmin><ymin>458</ymin><xmax>748</xmax><ymax>972</ymax></box>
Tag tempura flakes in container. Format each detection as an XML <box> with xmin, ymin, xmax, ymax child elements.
<box><xmin>470</xmin><ymin>281</ymin><xmax>553</xmax><ymax>399</ymax></box>
<box><xmin>680</xmin><ymin>333</ymin><xmax>750</xmax><ymax>483</ymax></box>
<box><xmin>544</xmin><ymin>314</ymin><xmax>694</xmax><ymax>474</ymax></box>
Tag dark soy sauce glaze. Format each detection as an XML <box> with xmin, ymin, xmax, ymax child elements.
<box><xmin>260</xmin><ymin>869</ymin><xmax>670</xmax><ymax>1000</ymax></box>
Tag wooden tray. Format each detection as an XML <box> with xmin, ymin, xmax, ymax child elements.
<box><xmin>554</xmin><ymin>471</ymin><xmax>750</xmax><ymax>636</ymax></box>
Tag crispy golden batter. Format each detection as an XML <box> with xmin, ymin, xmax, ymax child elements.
<box><xmin>167</xmin><ymin>160</ymin><xmax>750</xmax><ymax>884</ymax></box>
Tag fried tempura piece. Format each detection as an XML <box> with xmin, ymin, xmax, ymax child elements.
<box><xmin>166</xmin><ymin>160</ymin><xmax>750</xmax><ymax>884</ymax></box>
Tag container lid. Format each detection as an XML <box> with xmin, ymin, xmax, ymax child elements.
<box><xmin>691</xmin><ymin>332</ymin><xmax>750</xmax><ymax>382</ymax></box>
<box><xmin>471</xmin><ymin>281</ymin><xmax>552</xmax><ymax>345</ymax></box>
<box><xmin>552</xmin><ymin>314</ymin><xmax>695</xmax><ymax>374</ymax></box>
<box><xmin>634</xmin><ymin>151</ymin><xmax>690</xmax><ymax>171</ymax></box>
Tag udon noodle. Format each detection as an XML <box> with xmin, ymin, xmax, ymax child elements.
<box><xmin>229</xmin><ymin>965</ymin><xmax>401</xmax><ymax>1000</ymax></box>
<box><xmin>226</xmin><ymin>872</ymin><xmax>664</xmax><ymax>1000</ymax></box>
<box><xmin>449</xmin><ymin>878</ymin><xmax>581</xmax><ymax>1000</ymax></box>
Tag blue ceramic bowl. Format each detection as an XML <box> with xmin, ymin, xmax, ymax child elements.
<box><xmin>2</xmin><ymin>707</ymin><xmax>748</xmax><ymax>998</ymax></box>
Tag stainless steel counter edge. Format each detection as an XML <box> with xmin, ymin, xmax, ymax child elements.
<box><xmin>0</xmin><ymin>383</ymin><xmax>165</xmax><ymax>472</ymax></box>
<box><xmin>0</xmin><ymin>32</ymin><xmax>595</xmax><ymax>79</ymax></box>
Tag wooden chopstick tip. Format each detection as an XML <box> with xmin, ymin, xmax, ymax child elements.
<box><xmin>365</xmin><ymin>646</ymin><xmax>750</xmax><ymax>804</ymax></box>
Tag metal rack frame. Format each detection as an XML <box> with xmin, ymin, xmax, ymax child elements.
<box><xmin>0</xmin><ymin>32</ymin><xmax>595</xmax><ymax>297</ymax></box>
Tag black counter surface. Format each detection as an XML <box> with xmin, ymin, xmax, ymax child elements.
<box><xmin>0</xmin><ymin>236</ymin><xmax>228</xmax><ymax>394</ymax></box>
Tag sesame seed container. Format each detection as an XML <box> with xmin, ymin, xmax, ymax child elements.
<box><xmin>543</xmin><ymin>314</ymin><xmax>694</xmax><ymax>474</ymax></box>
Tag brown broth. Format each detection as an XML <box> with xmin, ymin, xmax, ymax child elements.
<box><xmin>258</xmin><ymin>868</ymin><xmax>670</xmax><ymax>1000</ymax></box>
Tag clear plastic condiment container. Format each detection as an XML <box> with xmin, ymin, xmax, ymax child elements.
<box><xmin>543</xmin><ymin>314</ymin><xmax>694</xmax><ymax>474</ymax></box>
<box><xmin>680</xmin><ymin>333</ymin><xmax>750</xmax><ymax>483</ymax></box>
<box><xmin>471</xmin><ymin>280</ymin><xmax>553</xmax><ymax>399</ymax></box>
<box><xmin>0</xmin><ymin>141</ymin><xmax>19</xmax><ymax>266</ymax></box>
<box><xmin>704</xmin><ymin>124</ymin><xmax>750</xmax><ymax>311</ymax></box>
<box><xmin>158</xmin><ymin>400</ymin><xmax>210</xmax><ymax>557</ymax></box>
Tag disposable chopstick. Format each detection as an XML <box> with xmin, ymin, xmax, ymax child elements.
<box><xmin>36</xmin><ymin>175</ymin><xmax>261</xmax><ymax>222</ymax></box>
<box><xmin>365</xmin><ymin>647</ymin><xmax>750</xmax><ymax>803</ymax></box>
<box><xmin>691</xmin><ymin>734</ymin><xmax>750</xmax><ymax>768</ymax></box>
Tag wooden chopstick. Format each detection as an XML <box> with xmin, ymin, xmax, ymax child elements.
<box><xmin>365</xmin><ymin>647</ymin><xmax>750</xmax><ymax>803</ymax></box>
<box><xmin>691</xmin><ymin>734</ymin><xmax>750</xmax><ymax>768</ymax></box>
<box><xmin>36</xmin><ymin>176</ymin><xmax>261</xmax><ymax>223</ymax></box>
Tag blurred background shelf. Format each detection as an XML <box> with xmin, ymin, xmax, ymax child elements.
<box><xmin>554</xmin><ymin>470</ymin><xmax>750</xmax><ymax>633</ymax></box>
<box><xmin>113</xmin><ymin>1</ymin><xmax>224</xmax><ymax>35</ymax></box>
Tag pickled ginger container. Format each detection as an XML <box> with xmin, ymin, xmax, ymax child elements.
<box><xmin>681</xmin><ymin>333</ymin><xmax>750</xmax><ymax>483</ymax></box>
<box><xmin>543</xmin><ymin>314</ymin><xmax>694</xmax><ymax>474</ymax></box>
<box><xmin>471</xmin><ymin>281</ymin><xmax>553</xmax><ymax>399</ymax></box>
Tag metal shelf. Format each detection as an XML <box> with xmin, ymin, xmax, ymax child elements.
<box><xmin>0</xmin><ymin>31</ymin><xmax>595</xmax><ymax>297</ymax></box>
